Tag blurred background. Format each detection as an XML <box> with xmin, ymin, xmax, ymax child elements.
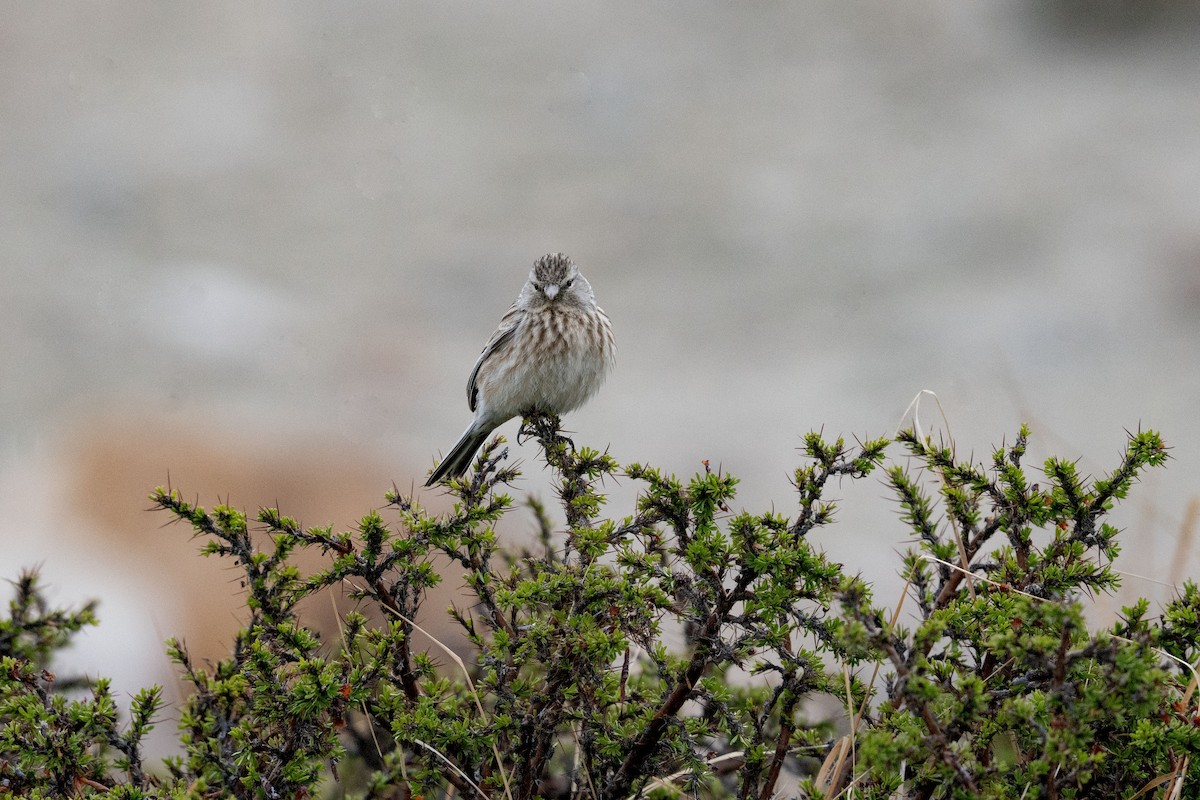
<box><xmin>3</xmin><ymin>0</ymin><xmax>1199</xmax><ymax>744</ymax></box>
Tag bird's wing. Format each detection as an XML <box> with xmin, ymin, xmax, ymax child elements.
<box><xmin>467</xmin><ymin>304</ymin><xmax>524</xmax><ymax>412</ymax></box>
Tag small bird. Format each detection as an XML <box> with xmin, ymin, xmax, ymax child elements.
<box><xmin>425</xmin><ymin>253</ymin><xmax>615</xmax><ymax>486</ymax></box>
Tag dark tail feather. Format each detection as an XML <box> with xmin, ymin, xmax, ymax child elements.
<box><xmin>425</xmin><ymin>423</ymin><xmax>493</xmax><ymax>487</ymax></box>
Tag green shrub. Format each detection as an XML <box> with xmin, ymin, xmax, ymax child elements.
<box><xmin>1</xmin><ymin>418</ymin><xmax>1196</xmax><ymax>799</ymax></box>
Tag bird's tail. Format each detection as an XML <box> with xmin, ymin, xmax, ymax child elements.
<box><xmin>425</xmin><ymin>422</ymin><xmax>494</xmax><ymax>487</ymax></box>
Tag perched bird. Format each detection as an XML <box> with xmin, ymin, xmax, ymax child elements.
<box><xmin>425</xmin><ymin>253</ymin><xmax>615</xmax><ymax>486</ymax></box>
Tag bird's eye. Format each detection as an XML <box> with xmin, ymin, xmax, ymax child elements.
<box><xmin>564</xmin><ymin>278</ymin><xmax>575</xmax><ymax>289</ymax></box>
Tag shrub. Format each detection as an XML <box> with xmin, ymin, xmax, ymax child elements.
<box><xmin>1</xmin><ymin>417</ymin><xmax>1196</xmax><ymax>799</ymax></box>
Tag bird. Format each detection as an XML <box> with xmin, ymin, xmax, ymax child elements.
<box><xmin>425</xmin><ymin>253</ymin><xmax>615</xmax><ymax>486</ymax></box>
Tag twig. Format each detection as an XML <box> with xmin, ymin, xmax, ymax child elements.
<box><xmin>345</xmin><ymin>578</ymin><xmax>514</xmax><ymax>800</ymax></box>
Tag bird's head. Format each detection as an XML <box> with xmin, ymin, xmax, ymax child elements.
<box><xmin>523</xmin><ymin>253</ymin><xmax>594</xmax><ymax>309</ymax></box>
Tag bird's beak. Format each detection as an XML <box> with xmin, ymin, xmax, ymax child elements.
<box><xmin>544</xmin><ymin>284</ymin><xmax>560</xmax><ymax>300</ymax></box>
